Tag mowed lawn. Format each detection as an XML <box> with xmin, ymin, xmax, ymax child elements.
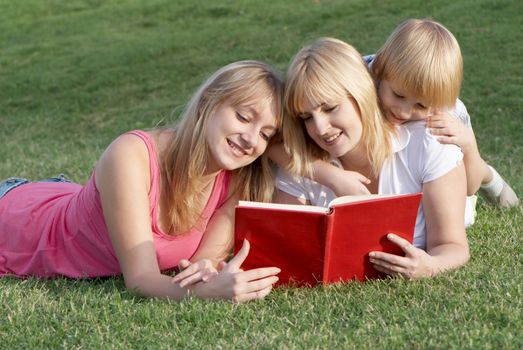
<box><xmin>0</xmin><ymin>0</ymin><xmax>521</xmax><ymax>348</ymax></box>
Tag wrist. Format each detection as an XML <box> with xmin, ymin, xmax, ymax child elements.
<box><xmin>182</xmin><ymin>284</ymin><xmax>197</xmax><ymax>299</ymax></box>
<box><xmin>426</xmin><ymin>255</ymin><xmax>442</xmax><ymax>278</ymax></box>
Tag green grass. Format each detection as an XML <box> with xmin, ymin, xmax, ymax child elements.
<box><xmin>1</xmin><ymin>0</ymin><xmax>522</xmax><ymax>348</ymax></box>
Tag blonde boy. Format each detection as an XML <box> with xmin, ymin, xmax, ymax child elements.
<box><xmin>367</xmin><ymin>18</ymin><xmax>517</xmax><ymax>208</ymax></box>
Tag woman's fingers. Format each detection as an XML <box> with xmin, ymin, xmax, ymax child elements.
<box><xmin>351</xmin><ymin>171</ymin><xmax>371</xmax><ymax>184</ymax></box>
<box><xmin>235</xmin><ymin>273</ymin><xmax>279</xmax><ymax>293</ymax></box>
<box><xmin>172</xmin><ymin>259</ymin><xmax>212</xmax><ymax>283</ymax></box>
<box><xmin>216</xmin><ymin>260</ymin><xmax>227</xmax><ymax>271</ymax></box>
<box><xmin>178</xmin><ymin>271</ymin><xmax>205</xmax><ymax>287</ymax></box>
<box><xmin>232</xmin><ymin>285</ymin><xmax>274</xmax><ymax>303</ymax></box>
<box><xmin>234</xmin><ymin>267</ymin><xmax>281</xmax><ymax>283</ymax></box>
<box><xmin>225</xmin><ymin>239</ymin><xmax>250</xmax><ymax>271</ymax></box>
<box><xmin>178</xmin><ymin>268</ymin><xmax>218</xmax><ymax>287</ymax></box>
<box><xmin>178</xmin><ymin>259</ymin><xmax>191</xmax><ymax>270</ymax></box>
<box><xmin>373</xmin><ymin>263</ymin><xmax>406</xmax><ymax>279</ymax></box>
<box><xmin>386</xmin><ymin>233</ymin><xmax>417</xmax><ymax>256</ymax></box>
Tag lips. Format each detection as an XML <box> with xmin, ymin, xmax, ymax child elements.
<box><xmin>323</xmin><ymin>132</ymin><xmax>342</xmax><ymax>145</ymax></box>
<box><xmin>388</xmin><ymin>111</ymin><xmax>406</xmax><ymax>124</ymax></box>
<box><xmin>227</xmin><ymin>139</ymin><xmax>248</xmax><ymax>157</ymax></box>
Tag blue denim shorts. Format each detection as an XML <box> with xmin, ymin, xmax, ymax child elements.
<box><xmin>0</xmin><ymin>174</ymin><xmax>71</xmax><ymax>199</ymax></box>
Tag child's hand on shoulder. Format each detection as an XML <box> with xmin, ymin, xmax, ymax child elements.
<box><xmin>427</xmin><ymin>111</ymin><xmax>476</xmax><ymax>153</ymax></box>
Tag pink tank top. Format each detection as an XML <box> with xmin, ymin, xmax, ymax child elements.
<box><xmin>0</xmin><ymin>130</ymin><xmax>231</xmax><ymax>278</ymax></box>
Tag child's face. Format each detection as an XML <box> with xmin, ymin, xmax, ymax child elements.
<box><xmin>378</xmin><ymin>79</ymin><xmax>434</xmax><ymax>125</ymax></box>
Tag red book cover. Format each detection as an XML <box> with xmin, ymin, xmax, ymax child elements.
<box><xmin>234</xmin><ymin>193</ymin><xmax>421</xmax><ymax>286</ymax></box>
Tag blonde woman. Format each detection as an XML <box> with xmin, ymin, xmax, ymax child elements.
<box><xmin>275</xmin><ymin>38</ymin><xmax>470</xmax><ymax>279</ymax></box>
<box><xmin>0</xmin><ymin>61</ymin><xmax>282</xmax><ymax>302</ymax></box>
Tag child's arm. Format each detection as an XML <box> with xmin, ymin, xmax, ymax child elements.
<box><xmin>268</xmin><ymin>143</ymin><xmax>371</xmax><ymax>196</ymax></box>
<box><xmin>428</xmin><ymin>111</ymin><xmax>485</xmax><ymax>195</ymax></box>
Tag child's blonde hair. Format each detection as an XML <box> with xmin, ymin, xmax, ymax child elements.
<box><xmin>371</xmin><ymin>18</ymin><xmax>463</xmax><ymax>109</ymax></box>
<box><xmin>161</xmin><ymin>61</ymin><xmax>283</xmax><ymax>234</ymax></box>
<box><xmin>283</xmin><ymin>37</ymin><xmax>394</xmax><ymax>178</ymax></box>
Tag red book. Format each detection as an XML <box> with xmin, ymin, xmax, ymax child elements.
<box><xmin>234</xmin><ymin>193</ymin><xmax>421</xmax><ymax>286</ymax></box>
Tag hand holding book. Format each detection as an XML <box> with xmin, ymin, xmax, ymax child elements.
<box><xmin>369</xmin><ymin>233</ymin><xmax>437</xmax><ymax>279</ymax></box>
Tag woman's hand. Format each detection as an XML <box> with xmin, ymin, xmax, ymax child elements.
<box><xmin>328</xmin><ymin>168</ymin><xmax>371</xmax><ymax>196</ymax></box>
<box><xmin>190</xmin><ymin>240</ymin><xmax>281</xmax><ymax>303</ymax></box>
<box><xmin>312</xmin><ymin>160</ymin><xmax>371</xmax><ymax>196</ymax></box>
<box><xmin>172</xmin><ymin>259</ymin><xmax>220</xmax><ymax>288</ymax></box>
<box><xmin>368</xmin><ymin>234</ymin><xmax>436</xmax><ymax>279</ymax></box>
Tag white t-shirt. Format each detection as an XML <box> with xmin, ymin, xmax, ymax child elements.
<box><xmin>277</xmin><ymin>121</ymin><xmax>473</xmax><ymax>249</ymax></box>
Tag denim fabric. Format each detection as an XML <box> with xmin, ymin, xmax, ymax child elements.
<box><xmin>0</xmin><ymin>174</ymin><xmax>71</xmax><ymax>199</ymax></box>
<box><xmin>0</xmin><ymin>177</ymin><xmax>30</xmax><ymax>199</ymax></box>
<box><xmin>363</xmin><ymin>54</ymin><xmax>375</xmax><ymax>66</ymax></box>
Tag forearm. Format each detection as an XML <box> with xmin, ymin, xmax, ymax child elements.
<box><xmin>125</xmin><ymin>272</ymin><xmax>192</xmax><ymax>300</ymax></box>
<box><xmin>426</xmin><ymin>242</ymin><xmax>470</xmax><ymax>277</ymax></box>
<box><xmin>311</xmin><ymin>159</ymin><xmax>371</xmax><ymax>196</ymax></box>
<box><xmin>190</xmin><ymin>190</ymin><xmax>237</xmax><ymax>267</ymax></box>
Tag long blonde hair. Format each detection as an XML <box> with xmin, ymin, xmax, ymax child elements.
<box><xmin>161</xmin><ymin>61</ymin><xmax>283</xmax><ymax>234</ymax></box>
<box><xmin>283</xmin><ymin>37</ymin><xmax>394</xmax><ymax>178</ymax></box>
<box><xmin>371</xmin><ymin>18</ymin><xmax>463</xmax><ymax>109</ymax></box>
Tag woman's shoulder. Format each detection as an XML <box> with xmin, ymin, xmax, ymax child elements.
<box><xmin>146</xmin><ymin>128</ymin><xmax>175</xmax><ymax>157</ymax></box>
<box><xmin>105</xmin><ymin>129</ymin><xmax>174</xmax><ymax>158</ymax></box>
<box><xmin>402</xmin><ymin>121</ymin><xmax>454</xmax><ymax>150</ymax></box>
<box><xmin>398</xmin><ymin>122</ymin><xmax>463</xmax><ymax>183</ymax></box>
<box><xmin>95</xmin><ymin>129</ymin><xmax>171</xmax><ymax>179</ymax></box>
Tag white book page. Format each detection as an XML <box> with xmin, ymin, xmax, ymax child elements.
<box><xmin>237</xmin><ymin>201</ymin><xmax>329</xmax><ymax>214</ymax></box>
<box><xmin>328</xmin><ymin>193</ymin><xmax>400</xmax><ymax>208</ymax></box>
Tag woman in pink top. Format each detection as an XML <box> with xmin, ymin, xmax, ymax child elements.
<box><xmin>0</xmin><ymin>60</ymin><xmax>282</xmax><ymax>303</ymax></box>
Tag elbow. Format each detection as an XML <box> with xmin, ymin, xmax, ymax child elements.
<box><xmin>123</xmin><ymin>274</ymin><xmax>150</xmax><ymax>297</ymax></box>
<box><xmin>124</xmin><ymin>279</ymin><xmax>143</xmax><ymax>296</ymax></box>
<box><xmin>462</xmin><ymin>243</ymin><xmax>471</xmax><ymax>265</ymax></box>
<box><xmin>453</xmin><ymin>241</ymin><xmax>470</xmax><ymax>270</ymax></box>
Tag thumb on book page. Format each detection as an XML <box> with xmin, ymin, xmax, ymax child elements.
<box><xmin>227</xmin><ymin>239</ymin><xmax>250</xmax><ymax>271</ymax></box>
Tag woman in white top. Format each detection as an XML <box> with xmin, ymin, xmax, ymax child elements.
<box><xmin>275</xmin><ymin>38</ymin><xmax>469</xmax><ymax>279</ymax></box>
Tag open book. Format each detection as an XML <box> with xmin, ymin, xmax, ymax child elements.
<box><xmin>234</xmin><ymin>193</ymin><xmax>422</xmax><ymax>286</ymax></box>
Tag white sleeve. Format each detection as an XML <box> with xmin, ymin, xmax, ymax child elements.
<box><xmin>450</xmin><ymin>98</ymin><xmax>472</xmax><ymax>128</ymax></box>
<box><xmin>405</xmin><ymin>123</ymin><xmax>464</xmax><ymax>184</ymax></box>
<box><xmin>275</xmin><ymin>167</ymin><xmax>335</xmax><ymax>207</ymax></box>
<box><xmin>420</xmin><ymin>128</ymin><xmax>464</xmax><ymax>183</ymax></box>
<box><xmin>275</xmin><ymin>167</ymin><xmax>310</xmax><ymax>200</ymax></box>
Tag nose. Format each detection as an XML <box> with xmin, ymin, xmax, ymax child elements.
<box><xmin>240</xmin><ymin>127</ymin><xmax>259</xmax><ymax>149</ymax></box>
<box><xmin>397</xmin><ymin>101</ymin><xmax>413</xmax><ymax>119</ymax></box>
<box><xmin>310</xmin><ymin>113</ymin><xmax>330</xmax><ymax>135</ymax></box>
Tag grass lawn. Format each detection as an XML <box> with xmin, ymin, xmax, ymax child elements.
<box><xmin>1</xmin><ymin>0</ymin><xmax>522</xmax><ymax>348</ymax></box>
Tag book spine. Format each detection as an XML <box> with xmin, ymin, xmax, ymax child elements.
<box><xmin>322</xmin><ymin>210</ymin><xmax>335</xmax><ymax>283</ymax></box>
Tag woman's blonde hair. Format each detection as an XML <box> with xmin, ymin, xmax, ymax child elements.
<box><xmin>371</xmin><ymin>18</ymin><xmax>463</xmax><ymax>109</ymax></box>
<box><xmin>161</xmin><ymin>61</ymin><xmax>283</xmax><ymax>234</ymax></box>
<box><xmin>283</xmin><ymin>37</ymin><xmax>394</xmax><ymax>178</ymax></box>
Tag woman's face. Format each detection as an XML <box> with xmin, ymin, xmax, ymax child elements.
<box><xmin>205</xmin><ymin>96</ymin><xmax>278</xmax><ymax>174</ymax></box>
<box><xmin>297</xmin><ymin>95</ymin><xmax>363</xmax><ymax>158</ymax></box>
